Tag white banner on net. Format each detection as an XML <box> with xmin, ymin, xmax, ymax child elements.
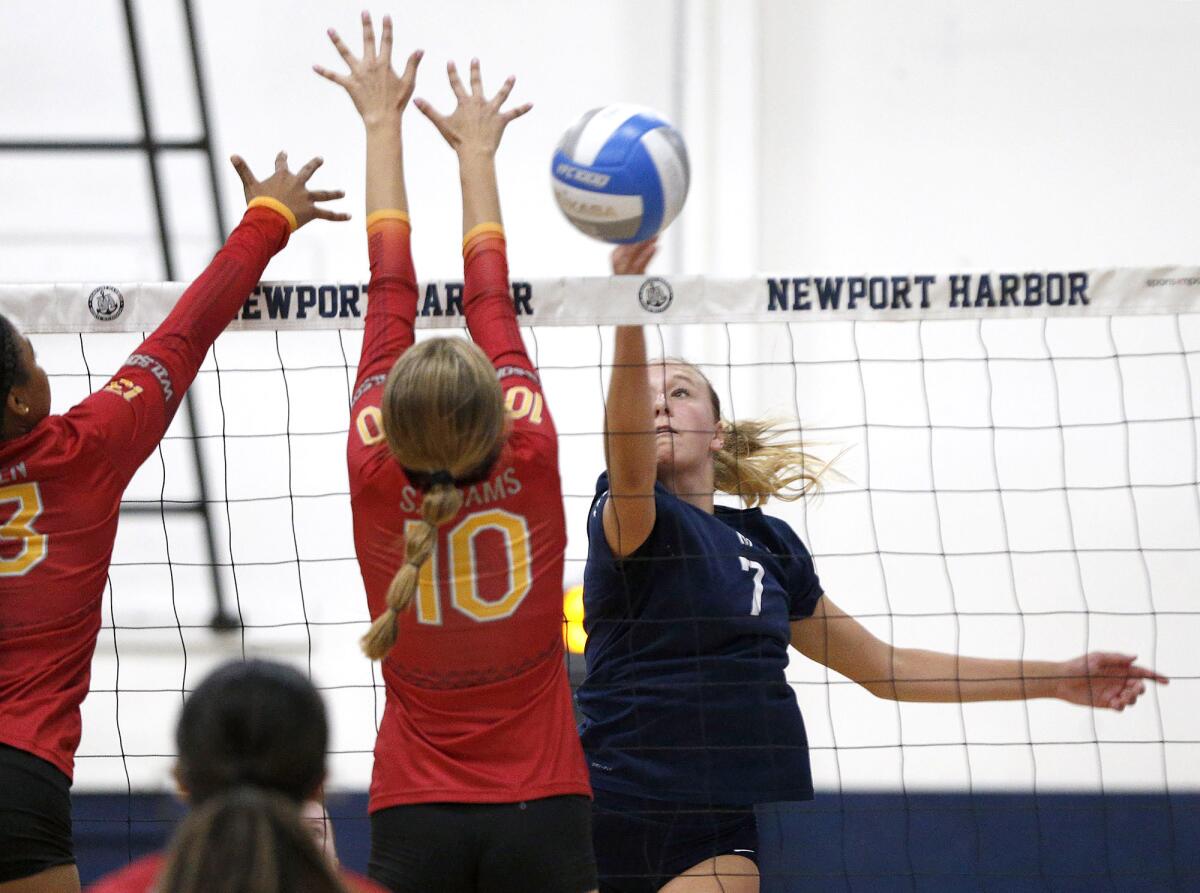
<box><xmin>4</xmin><ymin>266</ymin><xmax>1200</xmax><ymax>333</ymax></box>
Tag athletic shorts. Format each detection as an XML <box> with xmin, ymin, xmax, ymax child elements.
<box><xmin>590</xmin><ymin>789</ymin><xmax>757</xmax><ymax>893</ymax></box>
<box><xmin>0</xmin><ymin>743</ymin><xmax>75</xmax><ymax>883</ymax></box>
<box><xmin>369</xmin><ymin>795</ymin><xmax>597</xmax><ymax>893</ymax></box>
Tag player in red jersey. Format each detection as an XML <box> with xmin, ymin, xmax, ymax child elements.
<box><xmin>89</xmin><ymin>660</ymin><xmax>385</xmax><ymax>893</ymax></box>
<box><xmin>155</xmin><ymin>788</ymin><xmax>351</xmax><ymax>893</ymax></box>
<box><xmin>315</xmin><ymin>13</ymin><xmax>595</xmax><ymax>893</ymax></box>
<box><xmin>0</xmin><ymin>156</ymin><xmax>347</xmax><ymax>893</ymax></box>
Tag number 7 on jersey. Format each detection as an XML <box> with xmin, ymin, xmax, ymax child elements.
<box><xmin>739</xmin><ymin>556</ymin><xmax>764</xmax><ymax>616</ymax></box>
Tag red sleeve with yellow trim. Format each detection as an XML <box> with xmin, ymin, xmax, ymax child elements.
<box><xmin>353</xmin><ymin>212</ymin><xmax>417</xmax><ymax>407</ymax></box>
<box><xmin>66</xmin><ymin>203</ymin><xmax>291</xmax><ymax>483</ymax></box>
<box><xmin>462</xmin><ymin>224</ymin><xmax>533</xmax><ymax>376</ymax></box>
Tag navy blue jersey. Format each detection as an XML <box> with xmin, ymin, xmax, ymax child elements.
<box><xmin>577</xmin><ymin>472</ymin><xmax>823</xmax><ymax>806</ymax></box>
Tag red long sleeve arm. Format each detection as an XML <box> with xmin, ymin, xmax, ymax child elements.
<box><xmin>352</xmin><ymin>217</ymin><xmax>417</xmax><ymax>408</ymax></box>
<box><xmin>67</xmin><ymin>205</ymin><xmax>290</xmax><ymax>482</ymax></box>
<box><xmin>462</xmin><ymin>231</ymin><xmax>532</xmax><ymax>376</ymax></box>
<box><xmin>462</xmin><ymin>230</ymin><xmax>555</xmax><ymax>448</ymax></box>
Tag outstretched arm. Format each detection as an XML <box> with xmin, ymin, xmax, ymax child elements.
<box><xmin>316</xmin><ymin>11</ymin><xmax>423</xmax><ymax>398</ymax></box>
<box><xmin>415</xmin><ymin>58</ymin><xmax>530</xmax><ymax>238</ymax></box>
<box><xmin>79</xmin><ymin>153</ymin><xmax>346</xmax><ymax>481</ymax></box>
<box><xmin>792</xmin><ymin>596</ymin><xmax>1168</xmax><ymax>709</ymax></box>
<box><xmin>416</xmin><ymin>59</ymin><xmax>531</xmax><ymax>373</ymax></box>
<box><xmin>601</xmin><ymin>242</ymin><xmax>660</xmax><ymax>557</ymax></box>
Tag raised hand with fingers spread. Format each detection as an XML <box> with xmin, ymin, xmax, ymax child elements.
<box><xmin>314</xmin><ymin>11</ymin><xmax>423</xmax><ymax>129</ymax></box>
<box><xmin>416</xmin><ymin>59</ymin><xmax>530</xmax><ymax>236</ymax></box>
<box><xmin>415</xmin><ymin>58</ymin><xmax>532</xmax><ymax>159</ymax></box>
<box><xmin>316</xmin><ymin>11</ymin><xmax>420</xmax><ymax>219</ymax></box>
<box><xmin>230</xmin><ymin>151</ymin><xmax>349</xmax><ymax>230</ymax></box>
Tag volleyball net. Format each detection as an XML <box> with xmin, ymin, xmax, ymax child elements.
<box><xmin>2</xmin><ymin>267</ymin><xmax>1198</xmax><ymax>881</ymax></box>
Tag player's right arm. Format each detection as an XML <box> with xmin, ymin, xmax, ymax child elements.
<box><xmin>416</xmin><ymin>58</ymin><xmax>532</xmax><ymax>378</ymax></box>
<box><xmin>69</xmin><ymin>153</ymin><xmax>347</xmax><ymax>483</ymax></box>
<box><xmin>316</xmin><ymin>13</ymin><xmax>423</xmax><ymax>409</ymax></box>
<box><xmin>792</xmin><ymin>597</ymin><xmax>1167</xmax><ymax>708</ymax></box>
<box><xmin>601</xmin><ymin>241</ymin><xmax>660</xmax><ymax>557</ymax></box>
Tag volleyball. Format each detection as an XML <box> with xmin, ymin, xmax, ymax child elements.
<box><xmin>551</xmin><ymin>104</ymin><xmax>690</xmax><ymax>244</ymax></box>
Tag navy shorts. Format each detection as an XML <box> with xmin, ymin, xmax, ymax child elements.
<box><xmin>591</xmin><ymin>788</ymin><xmax>757</xmax><ymax>893</ymax></box>
<box><xmin>369</xmin><ymin>795</ymin><xmax>597</xmax><ymax>893</ymax></box>
<box><xmin>0</xmin><ymin>743</ymin><xmax>75</xmax><ymax>883</ymax></box>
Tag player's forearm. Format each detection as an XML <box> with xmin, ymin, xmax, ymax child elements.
<box><xmin>357</xmin><ymin>216</ymin><xmax>417</xmax><ymax>386</ymax></box>
<box><xmin>457</xmin><ymin>149</ymin><xmax>502</xmax><ymax>237</ymax></box>
<box><xmin>365</xmin><ymin>117</ymin><xmax>408</xmax><ymax>216</ymax></box>
<box><xmin>462</xmin><ymin>236</ymin><xmax>526</xmax><ymax>370</ymax></box>
<box><xmin>870</xmin><ymin>648</ymin><xmax>1063</xmax><ymax>703</ymax></box>
<box><xmin>605</xmin><ymin>326</ymin><xmax>656</xmax><ymax>489</ymax></box>
<box><xmin>144</xmin><ymin>206</ymin><xmax>289</xmax><ymax>385</ymax></box>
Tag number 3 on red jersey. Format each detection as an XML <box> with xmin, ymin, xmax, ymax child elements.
<box><xmin>0</xmin><ymin>482</ymin><xmax>48</xmax><ymax>576</ymax></box>
<box><xmin>405</xmin><ymin>509</ymin><xmax>532</xmax><ymax>625</ymax></box>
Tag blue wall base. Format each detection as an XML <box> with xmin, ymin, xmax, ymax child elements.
<box><xmin>75</xmin><ymin>792</ymin><xmax>1200</xmax><ymax>892</ymax></box>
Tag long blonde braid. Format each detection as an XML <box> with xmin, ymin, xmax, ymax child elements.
<box><xmin>360</xmin><ymin>337</ymin><xmax>506</xmax><ymax>660</ymax></box>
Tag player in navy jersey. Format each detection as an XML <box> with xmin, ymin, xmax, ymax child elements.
<box><xmin>316</xmin><ymin>13</ymin><xmax>594</xmax><ymax>893</ymax></box>
<box><xmin>0</xmin><ymin>156</ymin><xmax>346</xmax><ymax>893</ymax></box>
<box><xmin>579</xmin><ymin>240</ymin><xmax>1169</xmax><ymax>893</ymax></box>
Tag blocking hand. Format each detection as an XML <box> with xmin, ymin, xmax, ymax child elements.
<box><xmin>230</xmin><ymin>152</ymin><xmax>350</xmax><ymax>229</ymax></box>
<box><xmin>414</xmin><ymin>58</ymin><xmax>531</xmax><ymax>156</ymax></box>
<box><xmin>315</xmin><ymin>11</ymin><xmax>423</xmax><ymax>128</ymax></box>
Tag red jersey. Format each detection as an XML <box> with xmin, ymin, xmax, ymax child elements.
<box><xmin>0</xmin><ymin>207</ymin><xmax>290</xmax><ymax>779</ymax></box>
<box><xmin>87</xmin><ymin>852</ymin><xmax>386</xmax><ymax>892</ymax></box>
<box><xmin>347</xmin><ymin>219</ymin><xmax>589</xmax><ymax>810</ymax></box>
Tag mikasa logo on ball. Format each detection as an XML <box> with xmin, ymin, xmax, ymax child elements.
<box><xmin>88</xmin><ymin>286</ymin><xmax>125</xmax><ymax>322</ymax></box>
<box><xmin>638</xmin><ymin>277</ymin><xmax>673</xmax><ymax>313</ymax></box>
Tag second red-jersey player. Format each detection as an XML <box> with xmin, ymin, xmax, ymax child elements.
<box><xmin>348</xmin><ymin>220</ymin><xmax>588</xmax><ymax>811</ymax></box>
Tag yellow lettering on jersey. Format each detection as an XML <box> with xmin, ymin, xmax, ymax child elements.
<box><xmin>448</xmin><ymin>509</ymin><xmax>532</xmax><ymax>622</ymax></box>
<box><xmin>103</xmin><ymin>378</ymin><xmax>144</xmax><ymax>402</ymax></box>
<box><xmin>356</xmin><ymin>406</ymin><xmax>386</xmax><ymax>446</ymax></box>
<box><xmin>0</xmin><ymin>482</ymin><xmax>47</xmax><ymax>576</ymax></box>
<box><xmin>403</xmin><ymin>519</ymin><xmax>441</xmax><ymax>625</ymax></box>
<box><xmin>504</xmin><ymin>386</ymin><xmax>544</xmax><ymax>425</ymax></box>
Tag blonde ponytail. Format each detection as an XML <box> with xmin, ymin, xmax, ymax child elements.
<box><xmin>713</xmin><ymin>418</ymin><xmax>833</xmax><ymax>507</ymax></box>
<box><xmin>360</xmin><ymin>482</ymin><xmax>464</xmax><ymax>660</ymax></box>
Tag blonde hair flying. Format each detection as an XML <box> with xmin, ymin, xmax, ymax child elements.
<box><xmin>361</xmin><ymin>337</ymin><xmax>507</xmax><ymax>660</ymax></box>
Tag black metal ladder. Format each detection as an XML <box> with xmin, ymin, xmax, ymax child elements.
<box><xmin>0</xmin><ymin>0</ymin><xmax>236</xmax><ymax>629</ymax></box>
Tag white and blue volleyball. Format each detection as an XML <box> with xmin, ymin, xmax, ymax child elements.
<box><xmin>551</xmin><ymin>104</ymin><xmax>689</xmax><ymax>244</ymax></box>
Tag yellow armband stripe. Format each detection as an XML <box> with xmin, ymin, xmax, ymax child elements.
<box><xmin>366</xmin><ymin>209</ymin><xmax>412</xmax><ymax>231</ymax></box>
<box><xmin>462</xmin><ymin>222</ymin><xmax>505</xmax><ymax>252</ymax></box>
<box><xmin>247</xmin><ymin>196</ymin><xmax>298</xmax><ymax>232</ymax></box>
